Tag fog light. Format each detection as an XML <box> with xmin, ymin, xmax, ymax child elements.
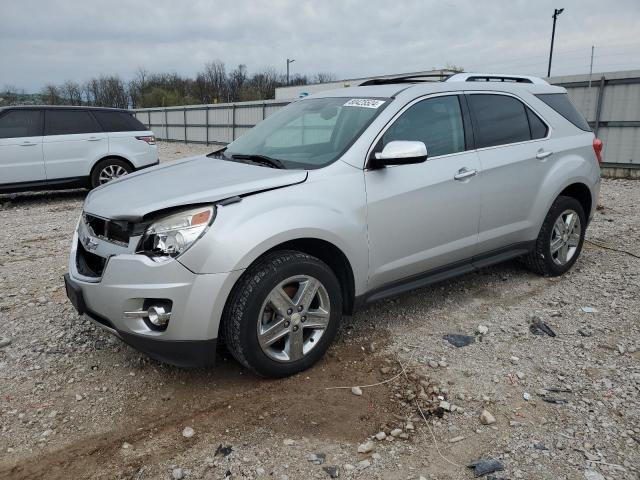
<box><xmin>147</xmin><ymin>305</ymin><xmax>171</xmax><ymax>326</ymax></box>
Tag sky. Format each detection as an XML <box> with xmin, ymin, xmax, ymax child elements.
<box><xmin>2</xmin><ymin>0</ymin><xmax>640</xmax><ymax>92</ymax></box>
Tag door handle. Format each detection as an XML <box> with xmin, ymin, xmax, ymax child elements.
<box><xmin>454</xmin><ymin>167</ymin><xmax>478</xmax><ymax>181</ymax></box>
<box><xmin>19</xmin><ymin>142</ymin><xmax>37</xmax><ymax>147</ymax></box>
<box><xmin>86</xmin><ymin>137</ymin><xmax>102</xmax><ymax>141</ymax></box>
<box><xmin>536</xmin><ymin>150</ymin><xmax>553</xmax><ymax>160</ymax></box>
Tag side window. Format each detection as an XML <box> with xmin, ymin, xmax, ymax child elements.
<box><xmin>44</xmin><ymin>110</ymin><xmax>101</xmax><ymax>136</ymax></box>
<box><xmin>0</xmin><ymin>110</ymin><xmax>42</xmax><ymax>139</ymax></box>
<box><xmin>468</xmin><ymin>94</ymin><xmax>531</xmax><ymax>148</ymax></box>
<box><xmin>93</xmin><ymin>111</ymin><xmax>147</xmax><ymax>132</ymax></box>
<box><xmin>381</xmin><ymin>95</ymin><xmax>465</xmax><ymax>157</ymax></box>
<box><xmin>526</xmin><ymin>107</ymin><xmax>548</xmax><ymax>139</ymax></box>
<box><xmin>535</xmin><ymin>93</ymin><xmax>591</xmax><ymax>131</ymax></box>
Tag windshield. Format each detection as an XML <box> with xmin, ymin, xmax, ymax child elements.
<box><xmin>223</xmin><ymin>97</ymin><xmax>388</xmax><ymax>169</ymax></box>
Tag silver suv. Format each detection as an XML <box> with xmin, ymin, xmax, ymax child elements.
<box><xmin>64</xmin><ymin>73</ymin><xmax>602</xmax><ymax>377</ymax></box>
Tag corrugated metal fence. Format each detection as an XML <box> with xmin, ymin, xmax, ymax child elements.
<box><xmin>132</xmin><ymin>70</ymin><xmax>640</xmax><ymax>170</ymax></box>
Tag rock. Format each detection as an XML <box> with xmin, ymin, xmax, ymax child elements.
<box><xmin>510</xmin><ymin>356</ymin><xmax>520</xmax><ymax>364</ymax></box>
<box><xmin>305</xmin><ymin>453</ymin><xmax>326</xmax><ymax>465</ymax></box>
<box><xmin>357</xmin><ymin>460</ymin><xmax>371</xmax><ymax>469</ymax></box>
<box><xmin>523</xmin><ymin>392</ymin><xmax>531</xmax><ymax>401</ymax></box>
<box><xmin>467</xmin><ymin>458</ymin><xmax>504</xmax><ymax>477</ymax></box>
<box><xmin>283</xmin><ymin>439</ymin><xmax>295</xmax><ymax>446</ymax></box>
<box><xmin>390</xmin><ymin>428</ymin><xmax>403</xmax><ymax>437</ymax></box>
<box><xmin>75</xmin><ymin>394</ymin><xmax>83</xmax><ymax>401</ymax></box>
<box><xmin>380</xmin><ymin>366</ymin><xmax>391</xmax><ymax>374</ymax></box>
<box><xmin>343</xmin><ymin>464</ymin><xmax>355</xmax><ymax>472</ymax></box>
<box><xmin>515</xmin><ymin>371</ymin><xmax>525</xmax><ymax>379</ymax></box>
<box><xmin>171</xmin><ymin>467</ymin><xmax>184</xmax><ymax>480</ymax></box>
<box><xmin>351</xmin><ymin>386</ymin><xmax>363</xmax><ymax>396</ymax></box>
<box><xmin>374</xmin><ymin>431</ymin><xmax>386</xmax><ymax>441</ymax></box>
<box><xmin>480</xmin><ymin>409</ymin><xmax>496</xmax><ymax>425</ymax></box>
<box><xmin>443</xmin><ymin>334</ymin><xmax>475</xmax><ymax>347</ymax></box>
<box><xmin>357</xmin><ymin>441</ymin><xmax>374</xmax><ymax>453</ymax></box>
<box><xmin>322</xmin><ymin>466</ymin><xmax>339</xmax><ymax>478</ymax></box>
<box><xmin>0</xmin><ymin>337</ymin><xmax>11</xmax><ymax>349</ymax></box>
<box><xmin>122</xmin><ymin>442</ymin><xmax>132</xmax><ymax>449</ymax></box>
<box><xmin>439</xmin><ymin>400</ymin><xmax>452</xmax><ymax>411</ymax></box>
<box><xmin>584</xmin><ymin>469</ymin><xmax>605</xmax><ymax>480</ymax></box>
<box><xmin>215</xmin><ymin>444</ymin><xmax>233</xmax><ymax>456</ymax></box>
<box><xmin>477</xmin><ymin>325</ymin><xmax>489</xmax><ymax>335</ymax></box>
<box><xmin>182</xmin><ymin>426</ymin><xmax>194</xmax><ymax>438</ymax></box>
<box><xmin>256</xmin><ymin>467</ymin><xmax>266</xmax><ymax>476</ymax></box>
<box><xmin>581</xmin><ymin>306</ymin><xmax>598</xmax><ymax>313</ymax></box>
<box><xmin>449</xmin><ymin>435</ymin><xmax>465</xmax><ymax>443</ymax></box>
<box><xmin>428</xmin><ymin>360</ymin><xmax>439</xmax><ymax>368</ymax></box>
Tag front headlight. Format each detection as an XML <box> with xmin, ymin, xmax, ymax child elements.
<box><xmin>137</xmin><ymin>205</ymin><xmax>215</xmax><ymax>262</ymax></box>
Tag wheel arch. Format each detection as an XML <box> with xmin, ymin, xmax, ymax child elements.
<box><xmin>90</xmin><ymin>155</ymin><xmax>135</xmax><ymax>177</ymax></box>
<box><xmin>558</xmin><ymin>182</ymin><xmax>592</xmax><ymax>220</ymax></box>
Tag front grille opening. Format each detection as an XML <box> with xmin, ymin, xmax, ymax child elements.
<box><xmin>84</xmin><ymin>214</ymin><xmax>131</xmax><ymax>246</ymax></box>
<box><xmin>76</xmin><ymin>241</ymin><xmax>107</xmax><ymax>278</ymax></box>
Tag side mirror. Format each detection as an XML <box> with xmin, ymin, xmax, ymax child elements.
<box><xmin>370</xmin><ymin>140</ymin><xmax>428</xmax><ymax>168</ymax></box>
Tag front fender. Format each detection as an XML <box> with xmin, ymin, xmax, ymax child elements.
<box><xmin>178</xmin><ymin>170</ymin><xmax>369</xmax><ymax>293</ymax></box>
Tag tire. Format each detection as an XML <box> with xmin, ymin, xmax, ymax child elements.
<box><xmin>222</xmin><ymin>250</ymin><xmax>342</xmax><ymax>378</ymax></box>
<box><xmin>90</xmin><ymin>158</ymin><xmax>133</xmax><ymax>188</ymax></box>
<box><xmin>523</xmin><ymin>195</ymin><xmax>586</xmax><ymax>276</ymax></box>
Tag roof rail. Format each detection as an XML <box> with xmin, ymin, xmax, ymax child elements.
<box><xmin>359</xmin><ymin>73</ymin><xmax>453</xmax><ymax>86</ymax></box>
<box><xmin>446</xmin><ymin>73</ymin><xmax>548</xmax><ymax>85</ymax></box>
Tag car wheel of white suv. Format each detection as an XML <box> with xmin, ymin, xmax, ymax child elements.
<box><xmin>223</xmin><ymin>250</ymin><xmax>342</xmax><ymax>378</ymax></box>
<box><xmin>91</xmin><ymin>158</ymin><xmax>133</xmax><ymax>188</ymax></box>
<box><xmin>524</xmin><ymin>195</ymin><xmax>586</xmax><ymax>276</ymax></box>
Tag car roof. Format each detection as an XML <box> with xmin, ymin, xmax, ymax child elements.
<box><xmin>0</xmin><ymin>105</ymin><xmax>129</xmax><ymax>113</ymax></box>
<box><xmin>306</xmin><ymin>79</ymin><xmax>566</xmax><ymax>100</ymax></box>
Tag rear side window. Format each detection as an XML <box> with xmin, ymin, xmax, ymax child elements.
<box><xmin>526</xmin><ymin>108</ymin><xmax>548</xmax><ymax>139</ymax></box>
<box><xmin>45</xmin><ymin>110</ymin><xmax>101</xmax><ymax>136</ymax></box>
<box><xmin>468</xmin><ymin>94</ymin><xmax>531</xmax><ymax>148</ymax></box>
<box><xmin>93</xmin><ymin>111</ymin><xmax>147</xmax><ymax>132</ymax></box>
<box><xmin>535</xmin><ymin>93</ymin><xmax>591</xmax><ymax>131</ymax></box>
<box><xmin>0</xmin><ymin>110</ymin><xmax>42</xmax><ymax>139</ymax></box>
<box><xmin>382</xmin><ymin>95</ymin><xmax>466</xmax><ymax>157</ymax></box>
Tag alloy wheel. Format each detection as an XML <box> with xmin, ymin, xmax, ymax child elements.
<box><xmin>550</xmin><ymin>209</ymin><xmax>581</xmax><ymax>265</ymax></box>
<box><xmin>257</xmin><ymin>275</ymin><xmax>331</xmax><ymax>362</ymax></box>
<box><xmin>98</xmin><ymin>164</ymin><xmax>128</xmax><ymax>185</ymax></box>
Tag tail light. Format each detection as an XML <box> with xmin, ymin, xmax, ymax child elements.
<box><xmin>593</xmin><ymin>138</ymin><xmax>603</xmax><ymax>164</ymax></box>
<box><xmin>136</xmin><ymin>135</ymin><xmax>156</xmax><ymax>145</ymax></box>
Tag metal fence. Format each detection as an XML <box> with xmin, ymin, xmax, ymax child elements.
<box><xmin>133</xmin><ymin>70</ymin><xmax>640</xmax><ymax>170</ymax></box>
<box><xmin>132</xmin><ymin>99</ymin><xmax>289</xmax><ymax>145</ymax></box>
<box><xmin>550</xmin><ymin>70</ymin><xmax>640</xmax><ymax>170</ymax></box>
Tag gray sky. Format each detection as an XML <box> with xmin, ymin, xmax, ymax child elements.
<box><xmin>2</xmin><ymin>0</ymin><xmax>640</xmax><ymax>92</ymax></box>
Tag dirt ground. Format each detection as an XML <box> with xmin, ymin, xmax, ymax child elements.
<box><xmin>0</xmin><ymin>142</ymin><xmax>638</xmax><ymax>480</ymax></box>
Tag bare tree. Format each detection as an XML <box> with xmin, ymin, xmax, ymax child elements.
<box><xmin>313</xmin><ymin>72</ymin><xmax>336</xmax><ymax>84</ymax></box>
<box><xmin>0</xmin><ymin>85</ymin><xmax>21</xmax><ymax>105</ymax></box>
<box><xmin>42</xmin><ymin>84</ymin><xmax>62</xmax><ymax>105</ymax></box>
<box><xmin>60</xmin><ymin>81</ymin><xmax>83</xmax><ymax>105</ymax></box>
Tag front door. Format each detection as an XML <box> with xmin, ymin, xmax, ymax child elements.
<box><xmin>365</xmin><ymin>94</ymin><xmax>482</xmax><ymax>291</ymax></box>
<box><xmin>0</xmin><ymin>109</ymin><xmax>45</xmax><ymax>185</ymax></box>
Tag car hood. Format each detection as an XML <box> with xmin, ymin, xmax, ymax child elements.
<box><xmin>84</xmin><ymin>155</ymin><xmax>308</xmax><ymax>221</ymax></box>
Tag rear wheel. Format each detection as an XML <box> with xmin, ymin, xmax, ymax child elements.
<box><xmin>90</xmin><ymin>158</ymin><xmax>132</xmax><ymax>188</ymax></box>
<box><xmin>523</xmin><ymin>195</ymin><xmax>586</xmax><ymax>276</ymax></box>
<box><xmin>223</xmin><ymin>250</ymin><xmax>342</xmax><ymax>378</ymax></box>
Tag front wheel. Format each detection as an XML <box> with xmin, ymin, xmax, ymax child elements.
<box><xmin>222</xmin><ymin>250</ymin><xmax>342</xmax><ymax>378</ymax></box>
<box><xmin>523</xmin><ymin>195</ymin><xmax>586</xmax><ymax>276</ymax></box>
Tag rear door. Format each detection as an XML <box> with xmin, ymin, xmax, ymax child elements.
<box><xmin>92</xmin><ymin>110</ymin><xmax>156</xmax><ymax>168</ymax></box>
<box><xmin>43</xmin><ymin>109</ymin><xmax>108</xmax><ymax>181</ymax></box>
<box><xmin>466</xmin><ymin>92</ymin><xmax>550</xmax><ymax>252</ymax></box>
<box><xmin>0</xmin><ymin>109</ymin><xmax>45</xmax><ymax>185</ymax></box>
<box><xmin>365</xmin><ymin>94</ymin><xmax>482</xmax><ymax>290</ymax></box>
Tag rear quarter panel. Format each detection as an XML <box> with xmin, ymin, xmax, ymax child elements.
<box><xmin>107</xmin><ymin>130</ymin><xmax>158</xmax><ymax>168</ymax></box>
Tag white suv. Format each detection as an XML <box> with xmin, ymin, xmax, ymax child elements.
<box><xmin>0</xmin><ymin>106</ymin><xmax>158</xmax><ymax>193</ymax></box>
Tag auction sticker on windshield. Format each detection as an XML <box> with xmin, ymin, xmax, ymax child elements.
<box><xmin>343</xmin><ymin>98</ymin><xmax>385</xmax><ymax>109</ymax></box>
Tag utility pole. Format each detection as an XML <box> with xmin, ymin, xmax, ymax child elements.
<box><xmin>588</xmin><ymin>45</ymin><xmax>595</xmax><ymax>88</ymax></box>
<box><xmin>547</xmin><ymin>8</ymin><xmax>565</xmax><ymax>77</ymax></box>
<box><xmin>286</xmin><ymin>58</ymin><xmax>295</xmax><ymax>85</ymax></box>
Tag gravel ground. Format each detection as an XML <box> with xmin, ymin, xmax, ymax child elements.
<box><xmin>0</xmin><ymin>142</ymin><xmax>638</xmax><ymax>480</ymax></box>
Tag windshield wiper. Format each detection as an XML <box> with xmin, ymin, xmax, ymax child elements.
<box><xmin>231</xmin><ymin>154</ymin><xmax>286</xmax><ymax>169</ymax></box>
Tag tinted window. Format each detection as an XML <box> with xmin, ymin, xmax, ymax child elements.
<box><xmin>93</xmin><ymin>111</ymin><xmax>147</xmax><ymax>132</ymax></box>
<box><xmin>0</xmin><ymin>110</ymin><xmax>42</xmax><ymax>139</ymax></box>
<box><xmin>382</xmin><ymin>95</ymin><xmax>466</xmax><ymax>157</ymax></box>
<box><xmin>44</xmin><ymin>110</ymin><xmax>101</xmax><ymax>136</ymax></box>
<box><xmin>526</xmin><ymin>107</ymin><xmax>548</xmax><ymax>139</ymax></box>
<box><xmin>469</xmin><ymin>94</ymin><xmax>531</xmax><ymax>148</ymax></box>
<box><xmin>536</xmin><ymin>93</ymin><xmax>591</xmax><ymax>131</ymax></box>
